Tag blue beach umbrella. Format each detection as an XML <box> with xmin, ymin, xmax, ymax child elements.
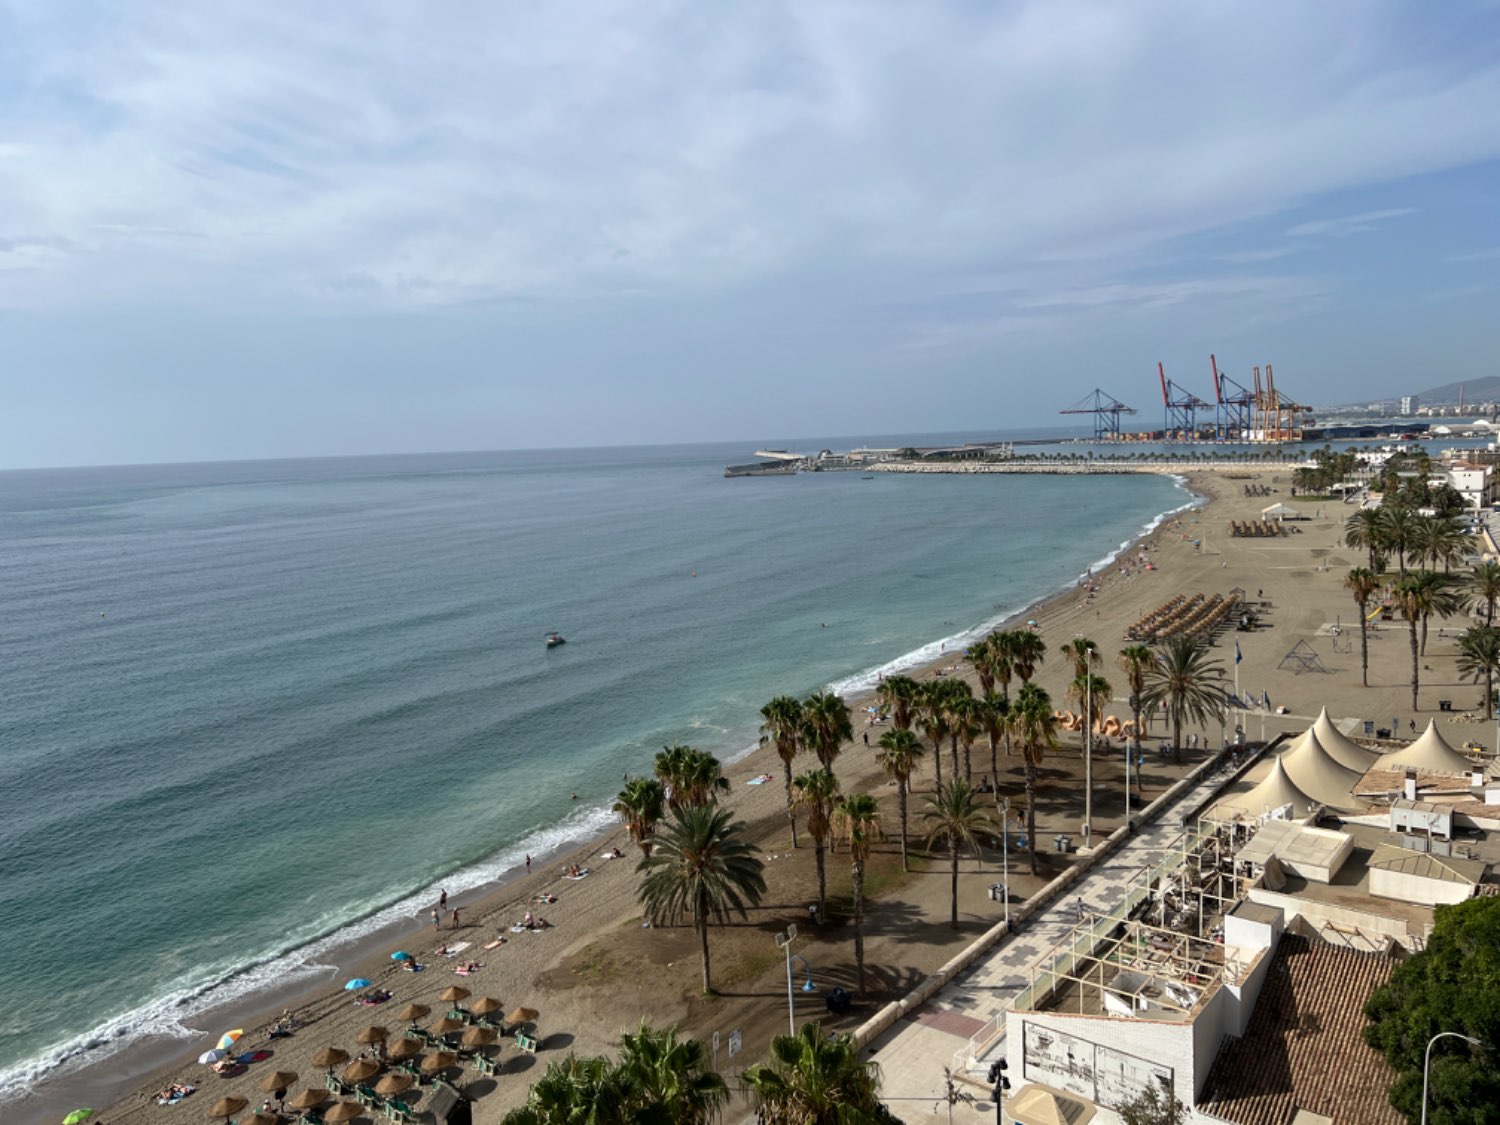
<box><xmin>344</xmin><ymin>978</ymin><xmax>372</xmax><ymax>991</ymax></box>
<box><xmin>391</xmin><ymin>951</ymin><xmax>413</xmax><ymax>962</ymax></box>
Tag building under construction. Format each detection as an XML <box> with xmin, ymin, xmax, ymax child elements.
<box><xmin>1060</xmin><ymin>355</ymin><xmax>1313</xmax><ymax>443</ymax></box>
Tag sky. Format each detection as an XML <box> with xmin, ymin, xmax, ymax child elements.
<box><xmin>2</xmin><ymin>1</ymin><xmax>1499</xmax><ymax>469</ymax></box>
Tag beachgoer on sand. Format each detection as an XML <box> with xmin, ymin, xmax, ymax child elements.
<box><xmin>431</xmin><ymin>907</ymin><xmax>440</xmax><ymax>930</ymax></box>
<box><xmin>439</xmin><ymin>888</ymin><xmax>447</xmax><ymax>911</ymax></box>
<box><xmin>451</xmin><ymin>907</ymin><xmax>461</xmax><ymax>929</ymax></box>
<box><xmin>525</xmin><ymin>854</ymin><xmax>531</xmax><ymax>873</ymax></box>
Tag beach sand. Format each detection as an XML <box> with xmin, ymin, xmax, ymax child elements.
<box><xmin>80</xmin><ymin>468</ymin><xmax>1495</xmax><ymax>1124</ymax></box>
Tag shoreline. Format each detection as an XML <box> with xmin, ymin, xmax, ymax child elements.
<box><xmin>11</xmin><ymin>474</ymin><xmax>1206</xmax><ymax>1125</ymax></box>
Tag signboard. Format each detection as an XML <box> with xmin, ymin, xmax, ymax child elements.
<box><xmin>1021</xmin><ymin>1020</ymin><xmax>1171</xmax><ymax>1108</ymax></box>
<box><xmin>728</xmin><ymin>1028</ymin><xmax>742</xmax><ymax>1058</ymax></box>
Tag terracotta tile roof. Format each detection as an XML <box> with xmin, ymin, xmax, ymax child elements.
<box><xmin>1200</xmin><ymin>935</ymin><xmax>1401</xmax><ymax>1125</ymax></box>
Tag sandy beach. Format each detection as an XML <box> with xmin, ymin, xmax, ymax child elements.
<box><xmin>75</xmin><ymin>466</ymin><xmax>1495</xmax><ymax>1125</ymax></box>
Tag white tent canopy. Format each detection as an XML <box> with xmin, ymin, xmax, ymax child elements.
<box><xmin>1374</xmin><ymin>720</ymin><xmax>1475</xmax><ymax>776</ymax></box>
<box><xmin>1278</xmin><ymin>730</ymin><xmax>1365</xmax><ymax>812</ymax></box>
<box><xmin>1213</xmin><ymin>756</ymin><xmax>1321</xmax><ymax>820</ymax></box>
<box><xmin>1262</xmin><ymin>502</ymin><xmax>1303</xmax><ymax>520</ymax></box>
<box><xmin>1311</xmin><ymin>707</ymin><xmax>1381</xmax><ymax>769</ymax></box>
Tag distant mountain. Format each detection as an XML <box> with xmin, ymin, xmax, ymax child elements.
<box><xmin>1411</xmin><ymin>375</ymin><xmax>1500</xmax><ymax>404</ymax></box>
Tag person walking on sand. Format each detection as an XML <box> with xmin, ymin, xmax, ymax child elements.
<box><xmin>451</xmin><ymin>907</ymin><xmax>461</xmax><ymax>929</ymax></box>
<box><xmin>431</xmin><ymin>907</ymin><xmax>440</xmax><ymax>930</ymax></box>
<box><xmin>439</xmin><ymin>888</ymin><xmax>447</xmax><ymax>912</ymax></box>
<box><xmin>525</xmin><ymin>854</ymin><xmax>531</xmax><ymax>873</ymax></box>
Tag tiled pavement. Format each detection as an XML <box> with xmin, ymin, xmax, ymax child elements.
<box><xmin>865</xmin><ymin>760</ymin><xmax>1248</xmax><ymax>1123</ymax></box>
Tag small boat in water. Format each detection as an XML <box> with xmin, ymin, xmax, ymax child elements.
<box><xmin>546</xmin><ymin>632</ymin><xmax>566</xmax><ymax>648</ymax></box>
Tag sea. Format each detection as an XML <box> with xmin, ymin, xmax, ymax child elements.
<box><xmin>0</xmin><ymin>436</ymin><xmax>1189</xmax><ymax>1116</ymax></box>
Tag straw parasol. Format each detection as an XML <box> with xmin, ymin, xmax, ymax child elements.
<box><xmin>289</xmin><ymin>1090</ymin><xmax>329</xmax><ymax>1111</ymax></box>
<box><xmin>421</xmin><ymin>1050</ymin><xmax>458</xmax><ymax>1073</ymax></box>
<box><xmin>396</xmin><ymin>1002</ymin><xmax>430</xmax><ymax>1023</ymax></box>
<box><xmin>460</xmin><ymin>1026</ymin><xmax>497</xmax><ymax>1048</ymax></box>
<box><xmin>259</xmin><ymin>1071</ymin><xmax>299</xmax><ymax>1094</ymax></box>
<box><xmin>470</xmin><ymin>997</ymin><xmax>503</xmax><ymax>1015</ymax></box>
<box><xmin>439</xmin><ymin>985</ymin><xmax>471</xmax><ymax>1004</ymax></box>
<box><xmin>341</xmin><ymin>1059</ymin><xmax>381</xmax><ymax>1084</ymax></box>
<box><xmin>311</xmin><ymin>1047</ymin><xmax>350</xmax><ymax>1070</ymax></box>
<box><xmin>323</xmin><ymin>1103</ymin><xmax>363</xmax><ymax>1124</ymax></box>
<box><xmin>506</xmin><ymin>1007</ymin><xmax>539</xmax><ymax>1025</ymax></box>
<box><xmin>428</xmin><ymin>1016</ymin><xmax>465</xmax><ymax>1036</ymax></box>
<box><xmin>388</xmin><ymin>1038</ymin><xmax>423</xmax><ymax>1061</ymax></box>
<box><xmin>355</xmin><ymin>1025</ymin><xmax>388</xmax><ymax>1045</ymax></box>
<box><xmin>243</xmin><ymin>1114</ymin><xmax>278</xmax><ymax>1125</ymax></box>
<box><xmin>374</xmin><ymin>1074</ymin><xmax>415</xmax><ymax>1096</ymax></box>
<box><xmin>208</xmin><ymin>1097</ymin><xmax>248</xmax><ymax>1122</ymax></box>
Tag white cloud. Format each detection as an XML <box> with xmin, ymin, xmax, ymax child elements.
<box><xmin>1218</xmin><ymin>247</ymin><xmax>1300</xmax><ymax>264</ymax></box>
<box><xmin>1445</xmin><ymin>247</ymin><xmax>1500</xmax><ymax>262</ymax></box>
<box><xmin>0</xmin><ymin>2</ymin><xmax>1496</xmax><ymax>314</ymax></box>
<box><xmin>1284</xmin><ymin>208</ymin><xmax>1417</xmax><ymax>238</ymax></box>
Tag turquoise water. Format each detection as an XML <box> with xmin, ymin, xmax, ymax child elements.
<box><xmin>0</xmin><ymin>442</ymin><xmax>1185</xmax><ymax>1104</ymax></box>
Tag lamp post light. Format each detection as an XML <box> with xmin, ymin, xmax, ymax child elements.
<box><xmin>774</xmin><ymin>926</ymin><xmax>814</xmax><ymax>1035</ymax></box>
<box><xmin>1422</xmin><ymin>1030</ymin><xmax>1481</xmax><ymax>1125</ymax></box>
<box><xmin>998</xmin><ymin>797</ymin><xmax>1011</xmax><ymax>931</ymax></box>
<box><xmin>1127</xmin><ymin>692</ymin><xmax>1140</xmax><ymax>820</ymax></box>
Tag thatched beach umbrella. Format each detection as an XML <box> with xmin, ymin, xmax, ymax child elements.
<box><xmin>396</xmin><ymin>1002</ymin><xmax>430</xmax><ymax>1023</ymax></box>
<box><xmin>288</xmin><ymin>1089</ymin><xmax>328</xmax><ymax>1111</ymax></box>
<box><xmin>439</xmin><ymin>985</ymin><xmax>470</xmax><ymax>1006</ymax></box>
<box><xmin>421</xmin><ymin>1050</ymin><xmax>458</xmax><ymax>1074</ymax></box>
<box><xmin>243</xmin><ymin>1113</ymin><xmax>278</xmax><ymax>1125</ymax></box>
<box><xmin>428</xmin><ymin>1016</ymin><xmax>464</xmax><ymax>1036</ymax></box>
<box><xmin>388</xmin><ymin>1037</ymin><xmax>423</xmax><ymax>1061</ymax></box>
<box><xmin>354</xmin><ymin>1025</ymin><xmax>388</xmax><ymax>1045</ymax></box>
<box><xmin>341</xmin><ymin>1059</ymin><xmax>380</xmax><ymax>1084</ymax></box>
<box><xmin>311</xmin><ymin>1047</ymin><xmax>350</xmax><ymax>1071</ymax></box>
<box><xmin>259</xmin><ymin>1071</ymin><xmax>299</xmax><ymax>1095</ymax></box>
<box><xmin>460</xmin><ymin>1026</ymin><xmax>497</xmax><ymax>1049</ymax></box>
<box><xmin>470</xmin><ymin>996</ymin><xmax>503</xmax><ymax>1015</ymax></box>
<box><xmin>208</xmin><ymin>1096</ymin><xmax>248</xmax><ymax>1123</ymax></box>
<box><xmin>323</xmin><ymin>1103</ymin><xmax>362</xmax><ymax>1124</ymax></box>
<box><xmin>506</xmin><ymin>1007</ymin><xmax>539</xmax><ymax>1025</ymax></box>
<box><xmin>374</xmin><ymin>1074</ymin><xmax>414</xmax><ymax>1096</ymax></box>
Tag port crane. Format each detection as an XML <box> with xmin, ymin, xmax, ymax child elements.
<box><xmin>1251</xmin><ymin>363</ymin><xmax>1305</xmax><ymax>442</ymax></box>
<box><xmin>1210</xmin><ymin>354</ymin><xmax>1255</xmax><ymax>442</ymax></box>
<box><xmin>1158</xmin><ymin>362</ymin><xmax>1211</xmax><ymax>441</ymax></box>
<box><xmin>1060</xmin><ymin>388</ymin><xmax>1137</xmax><ymax>440</ymax></box>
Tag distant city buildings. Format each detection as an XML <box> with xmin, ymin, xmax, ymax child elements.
<box><xmin>1400</xmin><ymin>395</ymin><xmax>1418</xmax><ymax>416</ymax></box>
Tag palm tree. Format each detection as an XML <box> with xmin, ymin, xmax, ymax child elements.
<box><xmin>1118</xmin><ymin>644</ymin><xmax>1153</xmax><ymax>759</ymax></box>
<box><xmin>874</xmin><ymin>674</ymin><xmax>919</xmax><ymax>730</ymax></box>
<box><xmin>915</xmin><ymin>681</ymin><xmax>951</xmax><ymax>790</ymax></box>
<box><xmin>1064</xmin><ymin>636</ymin><xmax>1099</xmax><ymax>679</ymax></box>
<box><xmin>951</xmin><ymin>691</ymin><xmax>983</xmax><ymax>783</ymax></box>
<box><xmin>1457</xmin><ymin>625</ymin><xmax>1500</xmax><ymax>720</ymax></box>
<box><xmin>1467</xmin><ymin>559</ymin><xmax>1500</xmax><ymax>626</ymax></box>
<box><xmin>1343</xmin><ymin>568</ymin><xmax>1380</xmax><ymax>687</ymax></box>
<box><xmin>990</xmin><ymin>632</ymin><xmax>1018</xmax><ymax>700</ymax></box>
<box><xmin>760</xmin><ymin>695</ymin><xmax>805</xmax><ymax>847</ymax></box>
<box><xmin>616</xmin><ymin>1020</ymin><xmax>729</xmax><ymax>1124</ymax></box>
<box><xmin>636</xmin><ymin>804</ymin><xmax>766</xmax><ymax>994</ymax></box>
<box><xmin>875</xmin><ymin>728</ymin><xmax>922</xmax><ymax>872</ymax></box>
<box><xmin>1008</xmin><ymin>631</ymin><xmax>1046</xmax><ymax>685</ymax></box>
<box><xmin>1139</xmin><ymin>636</ymin><xmax>1226</xmax><ymax>764</ymax></box>
<box><xmin>1345</xmin><ymin>508</ymin><xmax>1387</xmax><ymax>571</ymax></box>
<box><xmin>1413</xmin><ymin>569</ymin><xmax>1462</xmax><ymax>655</ymax></box>
<box><xmin>1011</xmin><ymin>683</ymin><xmax>1055</xmax><ymax>877</ymax></box>
<box><xmin>793</xmin><ymin>768</ymin><xmax>841</xmax><ymax>923</ymax></box>
<box><xmin>1068</xmin><ymin>672</ymin><xmax>1111</xmax><ymax>737</ymax></box>
<box><xmin>654</xmin><ymin>743</ymin><xmax>730</xmax><ymax>810</ymax></box>
<box><xmin>1394</xmin><ymin>571</ymin><xmax>1463</xmax><ymax>709</ymax></box>
<box><xmin>965</xmin><ymin>633</ymin><xmax>997</xmax><ymax>697</ymax></box>
<box><xmin>801</xmin><ymin>690</ymin><xmax>853</xmax><ymax>774</ymax></box>
<box><xmin>833</xmin><ymin>794</ymin><xmax>882</xmax><ymax>993</ymax></box>
<box><xmin>1380</xmin><ymin>506</ymin><xmax>1417</xmax><ymax>573</ymax></box>
<box><xmin>613</xmin><ymin>777</ymin><xmax>666</xmax><ymax>857</ymax></box>
<box><xmin>979</xmin><ymin>690</ymin><xmax>1010</xmax><ymax>781</ymax></box>
<box><xmin>742</xmin><ymin>1023</ymin><xmax>889</xmax><ymax>1124</ymax></box>
<box><xmin>922</xmin><ymin>779</ymin><xmax>995</xmax><ymax>929</ymax></box>
<box><xmin>501</xmin><ymin>1053</ymin><xmax>634</xmax><ymax>1124</ymax></box>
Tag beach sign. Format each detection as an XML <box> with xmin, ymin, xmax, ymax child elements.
<box><xmin>728</xmin><ymin>1028</ymin><xmax>741</xmax><ymax>1058</ymax></box>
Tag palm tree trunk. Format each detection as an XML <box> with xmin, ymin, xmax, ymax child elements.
<box><xmin>1421</xmin><ymin>613</ymin><xmax>1430</xmax><ymax>656</ymax></box>
<box><xmin>1024</xmin><ymin>760</ymin><xmax>1039</xmax><ymax>877</ymax></box>
<box><xmin>898</xmin><ymin>782</ymin><xmax>909</xmax><ymax>872</ymax></box>
<box><xmin>783</xmin><ymin>760</ymin><xmax>798</xmax><ymax>848</ymax></box>
<box><xmin>1488</xmin><ymin>666</ymin><xmax>1495</xmax><ymax>722</ymax></box>
<box><xmin>697</xmin><ymin>902</ymin><xmax>712</xmax><ymax>993</ymax></box>
<box><xmin>962</xmin><ymin>741</ymin><xmax>971</xmax><ymax>784</ymax></box>
<box><xmin>989</xmin><ymin>733</ymin><xmax>999</xmax><ymax>784</ymax></box>
<box><xmin>852</xmin><ymin>861</ymin><xmax>867</xmax><ymax>992</ymax></box>
<box><xmin>1359</xmin><ymin>613</ymin><xmax>1369</xmax><ymax>687</ymax></box>
<box><xmin>949</xmin><ymin>734</ymin><xmax>959</xmax><ymax>780</ymax></box>
<box><xmin>1004</xmin><ymin>728</ymin><xmax>1013</xmax><ymax>758</ymax></box>
<box><xmin>1488</xmin><ymin>597</ymin><xmax>1495</xmax><ymax>627</ymax></box>
<box><xmin>949</xmin><ymin>842</ymin><xmax>959</xmax><ymax>929</ymax></box>
<box><xmin>1172</xmin><ymin>714</ymin><xmax>1182</xmax><ymax>765</ymax></box>
<box><xmin>813</xmin><ymin>838</ymin><xmax>827</xmax><ymax>922</ymax></box>
<box><xmin>1408</xmin><ymin>618</ymin><xmax>1420</xmax><ymax>712</ymax></box>
<box><xmin>932</xmin><ymin>740</ymin><xmax>943</xmax><ymax>790</ymax></box>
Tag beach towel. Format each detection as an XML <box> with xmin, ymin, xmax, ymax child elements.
<box><xmin>439</xmin><ymin>941</ymin><xmax>471</xmax><ymax>957</ymax></box>
<box><xmin>455</xmin><ymin>963</ymin><xmax>484</xmax><ymax>976</ymax></box>
<box><xmin>157</xmin><ymin>1085</ymin><xmax>197</xmax><ymax>1106</ymax></box>
<box><xmin>745</xmin><ymin>776</ymin><xmax>768</xmax><ymax>785</ymax></box>
<box><xmin>509</xmin><ymin>924</ymin><xmax>529</xmax><ymax>933</ymax></box>
<box><xmin>483</xmin><ymin>939</ymin><xmax>506</xmax><ymax>950</ymax></box>
<box><xmin>241</xmin><ymin>1050</ymin><xmax>272</xmax><ymax>1063</ymax></box>
<box><xmin>563</xmin><ymin>870</ymin><xmax>590</xmax><ymax>881</ymax></box>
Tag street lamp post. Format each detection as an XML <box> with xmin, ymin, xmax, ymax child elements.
<box><xmin>1422</xmin><ymin>1030</ymin><xmax>1481</xmax><ymax>1125</ymax></box>
<box><xmin>1127</xmin><ymin>692</ymin><xmax>1139</xmax><ymax>821</ymax></box>
<box><xmin>775</xmin><ymin>925</ymin><xmax>801</xmax><ymax>1035</ymax></box>
<box><xmin>998</xmin><ymin>797</ymin><xmax>1011</xmax><ymax>930</ymax></box>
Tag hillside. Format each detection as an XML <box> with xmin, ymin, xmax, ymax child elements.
<box><xmin>1412</xmin><ymin>374</ymin><xmax>1500</xmax><ymax>404</ymax></box>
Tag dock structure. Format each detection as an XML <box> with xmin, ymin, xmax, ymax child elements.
<box><xmin>1060</xmin><ymin>388</ymin><xmax>1138</xmax><ymax>440</ymax></box>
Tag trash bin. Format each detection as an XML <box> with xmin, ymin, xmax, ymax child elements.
<box><xmin>825</xmin><ymin>987</ymin><xmax>852</xmax><ymax>1016</ymax></box>
<box><xmin>988</xmin><ymin>883</ymin><xmax>1000</xmax><ymax>902</ymax></box>
<box><xmin>1056</xmin><ymin>835</ymin><xmax>1072</xmax><ymax>854</ymax></box>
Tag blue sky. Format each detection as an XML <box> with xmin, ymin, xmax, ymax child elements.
<box><xmin>1</xmin><ymin>1</ymin><xmax>1498</xmax><ymax>468</ymax></box>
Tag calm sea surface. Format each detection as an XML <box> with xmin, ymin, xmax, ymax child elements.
<box><xmin>0</xmin><ymin>441</ymin><xmax>1186</xmax><ymax>1103</ymax></box>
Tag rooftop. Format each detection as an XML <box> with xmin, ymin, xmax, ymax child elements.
<box><xmin>1200</xmin><ymin>935</ymin><xmax>1401</xmax><ymax>1125</ymax></box>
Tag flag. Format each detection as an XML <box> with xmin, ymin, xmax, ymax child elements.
<box><xmin>1262</xmin><ymin>690</ymin><xmax>1271</xmax><ymax>710</ymax></box>
<box><xmin>1235</xmin><ymin>641</ymin><xmax>1243</xmax><ymax>665</ymax></box>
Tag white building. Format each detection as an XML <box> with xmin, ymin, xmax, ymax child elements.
<box><xmin>1400</xmin><ymin>395</ymin><xmax>1418</xmax><ymax>416</ymax></box>
<box><xmin>1444</xmin><ymin>462</ymin><xmax>1497</xmax><ymax>510</ymax></box>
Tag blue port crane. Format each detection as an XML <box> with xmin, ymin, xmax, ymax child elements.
<box><xmin>1210</xmin><ymin>354</ymin><xmax>1255</xmax><ymax>441</ymax></box>
<box><xmin>1060</xmin><ymin>388</ymin><xmax>1137</xmax><ymax>440</ymax></box>
<box><xmin>1159</xmin><ymin>362</ymin><xmax>1211</xmax><ymax>441</ymax></box>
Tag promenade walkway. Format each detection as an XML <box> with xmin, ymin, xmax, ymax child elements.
<box><xmin>865</xmin><ymin>762</ymin><xmax>1244</xmax><ymax>1123</ymax></box>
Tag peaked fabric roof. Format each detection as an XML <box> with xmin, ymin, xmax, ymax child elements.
<box><xmin>1214</xmin><ymin>757</ymin><xmax>1320</xmax><ymax>819</ymax></box>
<box><xmin>1278</xmin><ymin>731</ymin><xmax>1365</xmax><ymax>812</ymax></box>
<box><xmin>1374</xmin><ymin>720</ymin><xmax>1476</xmax><ymax>776</ymax></box>
<box><xmin>1311</xmin><ymin>708</ymin><xmax>1382</xmax><ymax>769</ymax></box>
